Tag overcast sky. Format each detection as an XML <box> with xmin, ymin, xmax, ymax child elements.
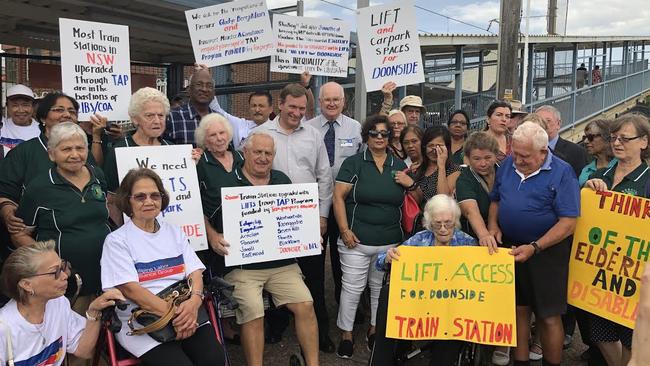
<box><xmin>267</xmin><ymin>0</ymin><xmax>650</xmax><ymax>36</ymax></box>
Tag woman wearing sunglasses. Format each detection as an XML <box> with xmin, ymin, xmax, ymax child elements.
<box><xmin>584</xmin><ymin>114</ymin><xmax>650</xmax><ymax>366</ymax></box>
<box><xmin>578</xmin><ymin>119</ymin><xmax>616</xmax><ymax>186</ymax></box>
<box><xmin>332</xmin><ymin>114</ymin><xmax>414</xmax><ymax>358</ymax></box>
<box><xmin>100</xmin><ymin>168</ymin><xmax>225</xmax><ymax>365</ymax></box>
<box><xmin>10</xmin><ymin>122</ymin><xmax>111</xmax><ymax>322</ymax></box>
<box><xmin>0</xmin><ymin>241</ymin><xmax>124</xmax><ymax>366</ymax></box>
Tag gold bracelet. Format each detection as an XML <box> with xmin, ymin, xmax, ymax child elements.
<box><xmin>92</xmin><ymin>140</ymin><xmax>102</xmax><ymax>144</ymax></box>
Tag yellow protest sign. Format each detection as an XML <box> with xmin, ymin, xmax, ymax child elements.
<box><xmin>568</xmin><ymin>189</ymin><xmax>649</xmax><ymax>329</ymax></box>
<box><xmin>386</xmin><ymin>246</ymin><xmax>516</xmax><ymax>347</ymax></box>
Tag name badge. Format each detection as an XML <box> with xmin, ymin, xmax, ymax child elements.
<box><xmin>339</xmin><ymin>138</ymin><xmax>355</xmax><ymax>147</ymax></box>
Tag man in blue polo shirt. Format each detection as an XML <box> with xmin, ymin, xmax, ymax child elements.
<box><xmin>488</xmin><ymin>121</ymin><xmax>580</xmax><ymax>366</ymax></box>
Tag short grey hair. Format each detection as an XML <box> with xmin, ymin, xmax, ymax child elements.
<box><xmin>128</xmin><ymin>87</ymin><xmax>170</xmax><ymax>120</ymax></box>
<box><xmin>242</xmin><ymin>130</ymin><xmax>276</xmax><ymax>153</ymax></box>
<box><xmin>194</xmin><ymin>113</ymin><xmax>233</xmax><ymax>149</ymax></box>
<box><xmin>48</xmin><ymin>121</ymin><xmax>87</xmax><ymax>149</ymax></box>
<box><xmin>1</xmin><ymin>240</ymin><xmax>56</xmax><ymax>304</ymax></box>
<box><xmin>512</xmin><ymin>121</ymin><xmax>549</xmax><ymax>150</ymax></box>
<box><xmin>422</xmin><ymin>194</ymin><xmax>461</xmax><ymax>232</ymax></box>
<box><xmin>388</xmin><ymin>109</ymin><xmax>407</xmax><ymax>123</ymax></box>
<box><xmin>535</xmin><ymin>105</ymin><xmax>561</xmax><ymax>122</ymax></box>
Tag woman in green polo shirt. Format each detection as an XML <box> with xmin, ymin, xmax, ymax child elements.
<box><xmin>11</xmin><ymin>122</ymin><xmax>110</xmax><ymax>307</ymax></box>
<box><xmin>585</xmin><ymin>114</ymin><xmax>650</xmax><ymax>366</ymax></box>
<box><xmin>0</xmin><ymin>92</ymin><xmax>88</xmax><ymax>235</ymax></box>
<box><xmin>333</xmin><ymin>114</ymin><xmax>415</xmax><ymax>358</ymax></box>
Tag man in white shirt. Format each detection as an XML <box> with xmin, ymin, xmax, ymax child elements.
<box><xmin>306</xmin><ymin>82</ymin><xmax>362</xmax><ymax>310</ymax></box>
<box><xmin>0</xmin><ymin>84</ymin><xmax>40</xmax><ymax>156</ymax></box>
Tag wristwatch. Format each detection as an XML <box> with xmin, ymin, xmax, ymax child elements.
<box><xmin>85</xmin><ymin>310</ymin><xmax>100</xmax><ymax>321</ymax></box>
<box><xmin>192</xmin><ymin>290</ymin><xmax>205</xmax><ymax>301</ymax></box>
<box><xmin>530</xmin><ymin>241</ymin><xmax>542</xmax><ymax>255</ymax></box>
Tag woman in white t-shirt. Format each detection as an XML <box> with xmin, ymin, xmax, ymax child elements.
<box><xmin>100</xmin><ymin>168</ymin><xmax>225</xmax><ymax>366</ymax></box>
<box><xmin>0</xmin><ymin>240</ymin><xmax>124</xmax><ymax>366</ymax></box>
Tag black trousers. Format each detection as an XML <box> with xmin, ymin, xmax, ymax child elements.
<box><xmin>140</xmin><ymin>325</ymin><xmax>225</xmax><ymax>366</ymax></box>
<box><xmin>326</xmin><ymin>210</ymin><xmax>342</xmax><ymax>303</ymax></box>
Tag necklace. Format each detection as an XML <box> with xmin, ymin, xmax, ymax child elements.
<box><xmin>34</xmin><ymin>321</ymin><xmax>47</xmax><ymax>346</ymax></box>
<box><xmin>69</xmin><ymin>185</ymin><xmax>89</xmax><ymax>203</ymax></box>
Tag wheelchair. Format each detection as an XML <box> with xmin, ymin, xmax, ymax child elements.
<box><xmin>369</xmin><ymin>268</ymin><xmax>491</xmax><ymax>366</ymax></box>
<box><xmin>92</xmin><ymin>276</ymin><xmax>238</xmax><ymax>366</ymax></box>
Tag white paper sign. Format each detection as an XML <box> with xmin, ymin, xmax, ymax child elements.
<box><xmin>271</xmin><ymin>14</ymin><xmax>350</xmax><ymax>77</ymax></box>
<box><xmin>59</xmin><ymin>18</ymin><xmax>132</xmax><ymax>121</ymax></box>
<box><xmin>356</xmin><ymin>1</ymin><xmax>425</xmax><ymax>92</ymax></box>
<box><xmin>115</xmin><ymin>145</ymin><xmax>208</xmax><ymax>251</ymax></box>
<box><xmin>221</xmin><ymin>183</ymin><xmax>321</xmax><ymax>266</ymax></box>
<box><xmin>185</xmin><ymin>0</ymin><xmax>274</xmax><ymax>67</ymax></box>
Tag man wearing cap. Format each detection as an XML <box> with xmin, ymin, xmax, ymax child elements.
<box><xmin>508</xmin><ymin>100</ymin><xmax>528</xmax><ymax>134</ymax></box>
<box><xmin>0</xmin><ymin>85</ymin><xmax>39</xmax><ymax>157</ymax></box>
<box><xmin>379</xmin><ymin>82</ymin><xmax>426</xmax><ymax>127</ymax></box>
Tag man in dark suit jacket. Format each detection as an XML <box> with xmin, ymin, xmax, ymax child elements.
<box><xmin>536</xmin><ymin>105</ymin><xmax>590</xmax><ymax>177</ymax></box>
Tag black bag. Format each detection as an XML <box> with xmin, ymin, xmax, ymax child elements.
<box><xmin>127</xmin><ymin>279</ymin><xmax>209</xmax><ymax>343</ymax></box>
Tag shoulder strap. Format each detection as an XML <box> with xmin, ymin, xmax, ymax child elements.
<box><xmin>0</xmin><ymin>318</ymin><xmax>14</xmax><ymax>366</ymax></box>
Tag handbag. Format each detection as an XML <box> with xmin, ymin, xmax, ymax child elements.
<box><xmin>127</xmin><ymin>279</ymin><xmax>209</xmax><ymax>343</ymax></box>
<box><xmin>401</xmin><ymin>192</ymin><xmax>421</xmax><ymax>237</ymax></box>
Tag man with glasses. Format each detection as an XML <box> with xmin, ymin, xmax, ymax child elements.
<box><xmin>0</xmin><ymin>85</ymin><xmax>39</xmax><ymax>157</ymax></box>
<box><xmin>306</xmin><ymin>81</ymin><xmax>361</xmax><ymax>322</ymax></box>
<box><xmin>535</xmin><ymin>105</ymin><xmax>589</xmax><ymax>177</ymax></box>
<box><xmin>255</xmin><ymin>83</ymin><xmax>335</xmax><ymax>352</ymax></box>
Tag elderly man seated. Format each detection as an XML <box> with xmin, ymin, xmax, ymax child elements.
<box><xmin>208</xmin><ymin>131</ymin><xmax>319</xmax><ymax>366</ymax></box>
<box><xmin>488</xmin><ymin>122</ymin><xmax>580</xmax><ymax>366</ymax></box>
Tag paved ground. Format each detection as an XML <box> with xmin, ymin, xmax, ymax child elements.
<box><xmin>224</xmin><ymin>248</ymin><xmax>589</xmax><ymax>365</ymax></box>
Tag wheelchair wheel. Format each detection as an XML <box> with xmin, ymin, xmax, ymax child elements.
<box><xmin>289</xmin><ymin>352</ymin><xmax>305</xmax><ymax>366</ymax></box>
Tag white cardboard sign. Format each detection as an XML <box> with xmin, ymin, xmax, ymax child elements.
<box><xmin>271</xmin><ymin>14</ymin><xmax>350</xmax><ymax>77</ymax></box>
<box><xmin>59</xmin><ymin>18</ymin><xmax>132</xmax><ymax>121</ymax></box>
<box><xmin>356</xmin><ymin>1</ymin><xmax>425</xmax><ymax>92</ymax></box>
<box><xmin>185</xmin><ymin>0</ymin><xmax>274</xmax><ymax>67</ymax></box>
<box><xmin>115</xmin><ymin>145</ymin><xmax>208</xmax><ymax>251</ymax></box>
<box><xmin>221</xmin><ymin>183</ymin><xmax>321</xmax><ymax>266</ymax></box>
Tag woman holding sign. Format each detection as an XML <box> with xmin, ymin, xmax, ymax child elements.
<box><xmin>333</xmin><ymin>114</ymin><xmax>413</xmax><ymax>358</ymax></box>
<box><xmin>10</xmin><ymin>122</ymin><xmax>111</xmax><ymax>317</ymax></box>
<box><xmin>585</xmin><ymin>114</ymin><xmax>650</xmax><ymax>366</ymax></box>
<box><xmin>376</xmin><ymin>194</ymin><xmax>477</xmax><ymax>365</ymax></box>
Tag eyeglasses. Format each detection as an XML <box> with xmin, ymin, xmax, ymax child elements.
<box><xmin>425</xmin><ymin>144</ymin><xmax>445</xmax><ymax>152</ymax></box>
<box><xmin>432</xmin><ymin>221</ymin><xmax>455</xmax><ymax>230</ymax></box>
<box><xmin>610</xmin><ymin>135</ymin><xmax>642</xmax><ymax>144</ymax></box>
<box><xmin>142</xmin><ymin>113</ymin><xmax>166</xmax><ymax>122</ymax></box>
<box><xmin>30</xmin><ymin>260</ymin><xmax>69</xmax><ymax>280</ymax></box>
<box><xmin>49</xmin><ymin>107</ymin><xmax>78</xmax><ymax>117</ymax></box>
<box><xmin>368</xmin><ymin>130</ymin><xmax>390</xmax><ymax>138</ymax></box>
<box><xmin>583</xmin><ymin>133</ymin><xmax>602</xmax><ymax>142</ymax></box>
<box><xmin>449</xmin><ymin>120</ymin><xmax>468</xmax><ymax>126</ymax></box>
<box><xmin>130</xmin><ymin>192</ymin><xmax>164</xmax><ymax>202</ymax></box>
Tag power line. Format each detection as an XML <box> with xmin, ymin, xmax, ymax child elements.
<box><xmin>414</xmin><ymin>5</ymin><xmax>495</xmax><ymax>34</ymax></box>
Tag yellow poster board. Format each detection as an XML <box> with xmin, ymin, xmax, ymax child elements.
<box><xmin>386</xmin><ymin>246</ymin><xmax>517</xmax><ymax>346</ymax></box>
<box><xmin>568</xmin><ymin>189</ymin><xmax>649</xmax><ymax>329</ymax></box>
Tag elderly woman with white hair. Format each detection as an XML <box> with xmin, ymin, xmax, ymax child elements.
<box><xmin>375</xmin><ymin>194</ymin><xmax>477</xmax><ymax>366</ymax></box>
<box><xmin>103</xmin><ymin>87</ymin><xmax>173</xmax><ymax>194</ymax></box>
<box><xmin>11</xmin><ymin>122</ymin><xmax>111</xmax><ymax>308</ymax></box>
<box><xmin>488</xmin><ymin>121</ymin><xmax>580</xmax><ymax>366</ymax></box>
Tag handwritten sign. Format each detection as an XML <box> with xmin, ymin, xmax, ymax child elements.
<box><xmin>185</xmin><ymin>0</ymin><xmax>274</xmax><ymax>67</ymax></box>
<box><xmin>386</xmin><ymin>246</ymin><xmax>516</xmax><ymax>346</ymax></box>
<box><xmin>270</xmin><ymin>14</ymin><xmax>350</xmax><ymax>77</ymax></box>
<box><xmin>114</xmin><ymin>145</ymin><xmax>208</xmax><ymax>251</ymax></box>
<box><xmin>59</xmin><ymin>18</ymin><xmax>131</xmax><ymax>121</ymax></box>
<box><xmin>221</xmin><ymin>183</ymin><xmax>321</xmax><ymax>266</ymax></box>
<box><xmin>568</xmin><ymin>189</ymin><xmax>649</xmax><ymax>328</ymax></box>
<box><xmin>356</xmin><ymin>0</ymin><xmax>425</xmax><ymax>92</ymax></box>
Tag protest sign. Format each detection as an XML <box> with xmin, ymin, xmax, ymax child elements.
<box><xmin>356</xmin><ymin>0</ymin><xmax>425</xmax><ymax>92</ymax></box>
<box><xmin>114</xmin><ymin>145</ymin><xmax>208</xmax><ymax>251</ymax></box>
<box><xmin>185</xmin><ymin>0</ymin><xmax>274</xmax><ymax>67</ymax></box>
<box><xmin>270</xmin><ymin>14</ymin><xmax>350</xmax><ymax>77</ymax></box>
<box><xmin>386</xmin><ymin>246</ymin><xmax>516</xmax><ymax>346</ymax></box>
<box><xmin>59</xmin><ymin>18</ymin><xmax>131</xmax><ymax>121</ymax></box>
<box><xmin>221</xmin><ymin>183</ymin><xmax>321</xmax><ymax>266</ymax></box>
<box><xmin>568</xmin><ymin>189</ymin><xmax>649</xmax><ymax>328</ymax></box>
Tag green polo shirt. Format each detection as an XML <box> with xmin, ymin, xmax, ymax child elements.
<box><xmin>451</xmin><ymin>148</ymin><xmax>464</xmax><ymax>166</ymax></box>
<box><xmin>103</xmin><ymin>134</ymin><xmax>172</xmax><ymax>193</ymax></box>
<box><xmin>590</xmin><ymin>161</ymin><xmax>650</xmax><ymax>197</ymax></box>
<box><xmin>15</xmin><ymin>165</ymin><xmax>111</xmax><ymax>295</ymax></box>
<box><xmin>197</xmin><ymin>149</ymin><xmax>245</xmax><ymax>232</ymax></box>
<box><xmin>0</xmin><ymin>133</ymin><xmax>97</xmax><ymax>203</ymax></box>
<box><xmin>225</xmin><ymin>167</ymin><xmax>296</xmax><ymax>271</ymax></box>
<box><xmin>455</xmin><ymin>166</ymin><xmax>495</xmax><ymax>238</ymax></box>
<box><xmin>335</xmin><ymin>150</ymin><xmax>407</xmax><ymax>245</ymax></box>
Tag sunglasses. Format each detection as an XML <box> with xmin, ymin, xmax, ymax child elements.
<box><xmin>49</xmin><ymin>107</ymin><xmax>78</xmax><ymax>117</ymax></box>
<box><xmin>130</xmin><ymin>192</ymin><xmax>164</xmax><ymax>202</ymax></box>
<box><xmin>432</xmin><ymin>221</ymin><xmax>455</xmax><ymax>230</ymax></box>
<box><xmin>368</xmin><ymin>130</ymin><xmax>390</xmax><ymax>138</ymax></box>
<box><xmin>583</xmin><ymin>133</ymin><xmax>602</xmax><ymax>142</ymax></box>
<box><xmin>610</xmin><ymin>135</ymin><xmax>642</xmax><ymax>144</ymax></box>
<box><xmin>31</xmin><ymin>260</ymin><xmax>69</xmax><ymax>280</ymax></box>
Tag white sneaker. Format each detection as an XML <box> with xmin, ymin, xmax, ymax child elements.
<box><xmin>491</xmin><ymin>349</ymin><xmax>510</xmax><ymax>366</ymax></box>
